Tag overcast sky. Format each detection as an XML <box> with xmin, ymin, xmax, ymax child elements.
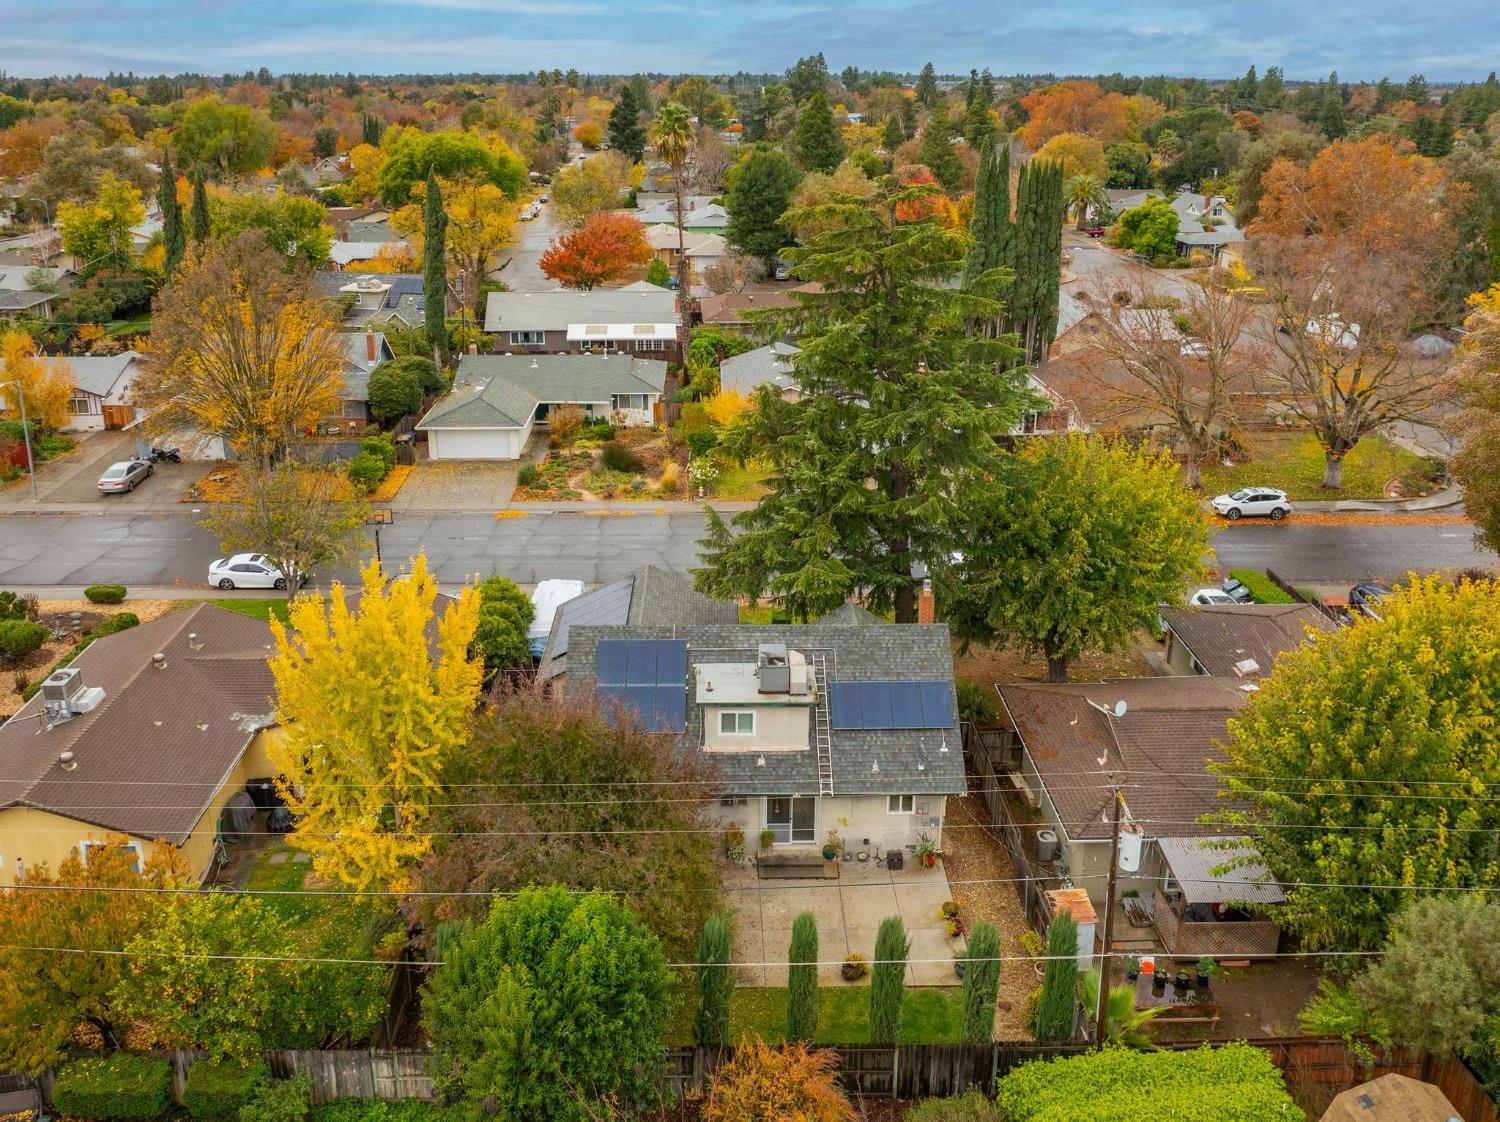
<box><xmin>2</xmin><ymin>0</ymin><xmax>1496</xmax><ymax>83</ymax></box>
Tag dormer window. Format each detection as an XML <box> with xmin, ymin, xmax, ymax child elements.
<box><xmin>719</xmin><ymin>710</ymin><xmax>755</xmax><ymax>735</ymax></box>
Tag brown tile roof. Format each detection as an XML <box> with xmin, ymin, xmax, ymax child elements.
<box><xmin>1159</xmin><ymin>603</ymin><xmax>1335</xmax><ymax>677</ymax></box>
<box><xmin>1320</xmin><ymin>1074</ymin><xmax>1461</xmax><ymax>1122</ymax></box>
<box><xmin>0</xmin><ymin>605</ymin><xmax>277</xmax><ymax>845</ymax></box>
<box><xmin>697</xmin><ymin>283</ymin><xmax>821</xmax><ymax>326</ymax></box>
<box><xmin>996</xmin><ymin>677</ymin><xmax>1251</xmax><ymax>842</ymax></box>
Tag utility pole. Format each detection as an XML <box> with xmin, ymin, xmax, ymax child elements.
<box><xmin>1095</xmin><ymin>775</ymin><xmax>1124</xmax><ymax>1048</ymax></box>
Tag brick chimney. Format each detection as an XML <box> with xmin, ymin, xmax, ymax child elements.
<box><xmin>917</xmin><ymin>581</ymin><xmax>936</xmax><ymax>624</ymax></box>
<box><xmin>365</xmin><ymin>327</ymin><xmax>376</xmax><ymax>363</ymax></box>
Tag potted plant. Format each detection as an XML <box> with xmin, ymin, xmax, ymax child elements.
<box><xmin>841</xmin><ymin>953</ymin><xmax>869</xmax><ymax>982</ymax></box>
<box><xmin>759</xmin><ymin>829</ymin><xmax>775</xmax><ymax>850</ymax></box>
<box><xmin>822</xmin><ymin>829</ymin><xmax>842</xmax><ymax>861</ymax></box>
<box><xmin>915</xmin><ymin>832</ymin><xmax>942</xmax><ymax>869</ymax></box>
<box><xmin>945</xmin><ymin>915</ymin><xmax>966</xmax><ymax>940</ymax></box>
<box><xmin>1152</xmin><ymin>968</ymin><xmax>1168</xmax><ymax>993</ymax></box>
<box><xmin>1195</xmin><ymin>956</ymin><xmax>1221</xmax><ymax>988</ymax></box>
<box><xmin>1021</xmin><ymin>929</ymin><xmax>1047</xmax><ymax>981</ymax></box>
<box><xmin>953</xmin><ymin>955</ymin><xmax>967</xmax><ymax>981</ymax></box>
<box><xmin>940</xmin><ymin>900</ymin><xmax>961</xmax><ymax>920</ymax></box>
<box><xmin>1174</xmin><ymin>969</ymin><xmax>1191</xmax><ymax>991</ymax></box>
<box><xmin>1125</xmin><ymin>955</ymin><xmax>1141</xmax><ymax>981</ymax></box>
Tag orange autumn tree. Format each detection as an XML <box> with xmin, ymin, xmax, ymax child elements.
<box><xmin>894</xmin><ymin>166</ymin><xmax>961</xmax><ymax>226</ymax></box>
<box><xmin>539</xmin><ymin>210</ymin><xmax>651</xmax><ymax>290</ymax></box>
<box><xmin>0</xmin><ymin>329</ymin><xmax>72</xmax><ymax>431</ymax></box>
<box><xmin>1020</xmin><ymin>80</ymin><xmax>1134</xmax><ymax>149</ymax></box>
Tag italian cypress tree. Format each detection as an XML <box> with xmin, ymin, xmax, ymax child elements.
<box><xmin>608</xmin><ymin>84</ymin><xmax>647</xmax><ymax>163</ymax></box>
<box><xmin>1035</xmin><ymin>911</ymin><xmax>1078</xmax><ymax>1042</ymax></box>
<box><xmin>964</xmin><ymin>139</ymin><xmax>1012</xmax><ymax>286</ymax></box>
<box><xmin>919</xmin><ymin>104</ymin><xmax>964</xmax><ymax>191</ymax></box>
<box><xmin>870</xmin><ymin>916</ymin><xmax>910</xmax><ymax>1044</ymax></box>
<box><xmin>960</xmin><ymin>921</ymin><xmax>1001</xmax><ymax>1044</ymax></box>
<box><xmin>901</xmin><ymin>97</ymin><xmax>918</xmax><ymax>140</ymax></box>
<box><xmin>362</xmin><ymin>112</ymin><xmax>384</xmax><ymax>147</ymax></box>
<box><xmin>794</xmin><ymin>92</ymin><xmax>844</xmax><ymax>173</ymax></box>
<box><xmin>964</xmin><ymin>76</ymin><xmax>995</xmax><ymax>147</ymax></box>
<box><xmin>1005</xmin><ymin>160</ymin><xmax>1064</xmax><ymax>364</ymax></box>
<box><xmin>157</xmin><ymin>149</ymin><xmax>186</xmax><ymax>278</ymax></box>
<box><xmin>694</xmin><ymin>914</ymin><xmax>733</xmax><ymax>1047</ymax></box>
<box><xmin>189</xmin><ymin>168</ymin><xmax>211</xmax><ymax>244</ymax></box>
<box><xmin>787</xmin><ymin>912</ymin><xmax>819</xmax><ymax>1041</ymax></box>
<box><xmin>422</xmin><ymin>170</ymin><xmax>448</xmax><ymax>366</ymax></box>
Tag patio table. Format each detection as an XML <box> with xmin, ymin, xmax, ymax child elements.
<box><xmin>1134</xmin><ymin>972</ymin><xmax>1222</xmax><ymax>1027</ymax></box>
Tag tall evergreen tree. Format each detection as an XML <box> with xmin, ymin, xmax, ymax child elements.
<box><xmin>900</xmin><ymin>97</ymin><xmax>918</xmax><ymax>140</ymax></box>
<box><xmin>1004</xmin><ymin>160</ymin><xmax>1065</xmax><ymax>364</ymax></box>
<box><xmin>960</xmin><ymin>922</ymin><xmax>1001</xmax><ymax>1044</ymax></box>
<box><xmin>361</xmin><ymin>112</ymin><xmax>384</xmax><ymax>147</ymax></box>
<box><xmin>693</xmin><ymin>914</ymin><xmax>733</xmax><ymax>1047</ymax></box>
<box><xmin>422</xmin><ymin>170</ymin><xmax>448</xmax><ymax>366</ymax></box>
<box><xmin>882</xmin><ymin>114</ymin><xmax>905</xmax><ymax>152</ymax></box>
<box><xmin>608</xmin><ymin>84</ymin><xmax>646</xmax><ymax>164</ymax></box>
<box><xmin>964</xmin><ymin>73</ymin><xmax>995</xmax><ymax>147</ymax></box>
<box><xmin>1035</xmin><ymin>912</ymin><xmax>1078</xmax><ymax>1043</ymax></box>
<box><xmin>157</xmin><ymin>149</ymin><xmax>186</xmax><ymax>278</ymax></box>
<box><xmin>786</xmin><ymin>912</ymin><xmax>818</xmax><ymax>1042</ymax></box>
<box><xmin>964</xmin><ymin>139</ymin><xmax>1012</xmax><ymax>286</ymax></box>
<box><xmin>694</xmin><ymin>182</ymin><xmax>1031</xmax><ymax>623</ymax></box>
<box><xmin>1319</xmin><ymin>71</ymin><xmax>1348</xmax><ymax>138</ymax></box>
<box><xmin>794</xmin><ymin>92</ymin><xmax>844</xmax><ymax>173</ymax></box>
<box><xmin>869</xmin><ymin>917</ymin><xmax>910</xmax><ymax>1045</ymax></box>
<box><xmin>189</xmin><ymin>168</ymin><xmax>211</xmax><ymax>244</ymax></box>
<box><xmin>919</xmin><ymin>104</ymin><xmax>965</xmax><ymax>191</ymax></box>
<box><xmin>915</xmin><ymin>62</ymin><xmax>939</xmax><ymax>107</ymax></box>
<box><xmin>725</xmin><ymin>146</ymin><xmax>802</xmax><ymax>271</ymax></box>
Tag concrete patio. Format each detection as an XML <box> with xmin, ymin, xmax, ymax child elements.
<box><xmin>723</xmin><ymin>857</ymin><xmax>966</xmax><ymax>989</ymax></box>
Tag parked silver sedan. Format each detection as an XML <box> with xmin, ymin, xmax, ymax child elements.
<box><xmin>97</xmin><ymin>459</ymin><xmax>153</xmax><ymax>494</ymax></box>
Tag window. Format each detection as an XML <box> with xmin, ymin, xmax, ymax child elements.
<box><xmin>634</xmin><ymin>338</ymin><xmax>667</xmax><ymax>352</ymax></box>
<box><xmin>1019</xmin><ymin>411</ymin><xmax>1039</xmax><ymax>435</ymax></box>
<box><xmin>612</xmin><ymin>393</ymin><xmax>649</xmax><ymax>411</ymax></box>
<box><xmin>68</xmin><ymin>395</ymin><xmax>97</xmax><ymax>415</ymax></box>
<box><xmin>79</xmin><ymin>840</ymin><xmax>143</xmax><ymax>875</ymax></box>
<box><xmin>583</xmin><ymin>340</ymin><xmax>618</xmax><ymax>353</ymax></box>
<box><xmin>887</xmin><ymin>795</ymin><xmax>915</xmax><ymax>814</ymax></box>
<box><xmin>509</xmin><ymin>330</ymin><xmax>544</xmax><ymax>346</ymax></box>
<box><xmin>719</xmin><ymin>710</ymin><xmax>755</xmax><ymax>735</ymax></box>
<box><xmin>765</xmin><ymin>796</ymin><xmax>815</xmax><ymax>844</ymax></box>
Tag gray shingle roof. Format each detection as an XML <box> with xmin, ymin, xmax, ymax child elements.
<box><xmin>417</xmin><ymin>354</ymin><xmax>667</xmax><ymax>430</ymax></box>
<box><xmin>1159</xmin><ymin>604</ymin><xmax>1335</xmax><ymax>678</ymax></box>
<box><xmin>483</xmin><ymin>287</ymin><xmax>677</xmax><ymax>333</ymax></box>
<box><xmin>0</xmin><ymin>352</ymin><xmax>142</xmax><ymax>399</ymax></box>
<box><xmin>566</xmin><ymin>621</ymin><xmax>964</xmax><ymax>797</ymax></box>
<box><xmin>1157</xmin><ymin>835</ymin><xmax>1286</xmax><ymax>906</ymax></box>
<box><xmin>0</xmin><ymin>265</ymin><xmax>69</xmax><ymax>292</ymax></box>
<box><xmin>0</xmin><ymin>290</ymin><xmax>52</xmax><ymax>311</ymax></box>
<box><xmin>720</xmin><ymin>342</ymin><xmax>799</xmax><ymax>396</ymax></box>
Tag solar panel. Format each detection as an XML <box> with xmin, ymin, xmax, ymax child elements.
<box><xmin>830</xmin><ymin>681</ymin><xmax>955</xmax><ymax>730</ymax></box>
<box><xmin>596</xmin><ymin>639</ymin><xmax>689</xmax><ymax>732</ymax></box>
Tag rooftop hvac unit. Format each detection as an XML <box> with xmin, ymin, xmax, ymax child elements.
<box><xmin>757</xmin><ymin>643</ymin><xmax>790</xmax><ymax>694</ymax></box>
<box><xmin>41</xmin><ymin>668</ymin><xmax>84</xmax><ymax>706</ymax></box>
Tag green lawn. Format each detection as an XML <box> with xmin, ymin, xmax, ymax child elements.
<box><xmin>105</xmin><ymin>316</ymin><xmax>151</xmax><ymax>337</ymax></box>
<box><xmin>172</xmin><ymin>597</ymin><xmax>291</xmax><ymax>623</ymax></box>
<box><xmin>664</xmin><ymin>984</ymin><xmax>963</xmax><ymax>1045</ymax></box>
<box><xmin>712</xmin><ymin>456</ymin><xmax>769</xmax><ymax>501</ymax></box>
<box><xmin>245</xmin><ymin>845</ymin><xmax>399</xmax><ymax>957</ymax></box>
<box><xmin>1198</xmin><ymin>431</ymin><xmax>1441</xmax><ymax>500</ymax></box>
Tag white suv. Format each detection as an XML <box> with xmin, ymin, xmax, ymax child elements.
<box><xmin>1210</xmin><ymin>487</ymin><xmax>1292</xmax><ymax>521</ymax></box>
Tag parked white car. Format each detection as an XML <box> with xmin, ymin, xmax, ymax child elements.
<box><xmin>1188</xmin><ymin>588</ymin><xmax>1240</xmax><ymax>606</ymax></box>
<box><xmin>207</xmin><ymin>553</ymin><xmax>304</xmax><ymax>590</ymax></box>
<box><xmin>1210</xmin><ymin>487</ymin><xmax>1292</xmax><ymax>521</ymax></box>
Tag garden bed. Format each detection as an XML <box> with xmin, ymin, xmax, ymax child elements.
<box><xmin>1198</xmin><ymin>431</ymin><xmax>1441</xmax><ymax>501</ymax></box>
<box><xmin>514</xmin><ymin>425</ymin><xmax>687</xmax><ymax>501</ymax></box>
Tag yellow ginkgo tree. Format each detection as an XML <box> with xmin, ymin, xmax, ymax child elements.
<box><xmin>268</xmin><ymin>555</ymin><xmax>482</xmax><ymax>892</ymax></box>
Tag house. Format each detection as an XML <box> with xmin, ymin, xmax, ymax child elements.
<box><xmin>996</xmin><ymin>676</ymin><xmax>1284</xmax><ymax>956</ymax></box>
<box><xmin>1320</xmin><ymin>1075</ymin><xmax>1462</xmax><ymax>1122</ymax></box>
<box><xmin>0</xmin><ymin>290</ymin><xmax>56</xmax><ymax>321</ymax></box>
<box><xmin>563</xmin><ymin>609</ymin><xmax>965</xmax><ymax>859</ymax></box>
<box><xmin>0</xmin><ymin>605</ymin><xmax>280</xmax><ymax>886</ymax></box>
<box><xmin>330</xmin><ymin>330</ymin><xmax>394</xmax><ymax>428</ymax></box>
<box><xmin>483</xmin><ymin>286</ymin><xmax>680</xmax><ymax>361</ymax></box>
<box><xmin>329</xmin><ymin>241</ymin><xmax>411</xmax><ymax>270</ymax></box>
<box><xmin>0</xmin><ymin>351</ymin><xmax>147</xmax><ymax>432</ymax></box>
<box><xmin>633</xmin><ymin>197</ymin><xmax>730</xmax><ymax>233</ymax></box>
<box><xmin>697</xmin><ymin>283</ymin><xmax>821</xmax><ymax>333</ymax></box>
<box><xmin>1170</xmin><ymin>193</ymin><xmax>1244</xmax><ymax>265</ymax></box>
<box><xmin>720</xmin><ymin>342</ymin><xmax>801</xmax><ymax>400</ymax></box>
<box><xmin>0</xmin><ymin>264</ymin><xmax>73</xmax><ymax>294</ymax></box>
<box><xmin>314</xmin><ymin>272</ymin><xmax>428</xmax><ymax>328</ymax></box>
<box><xmin>0</xmin><ymin>229</ymin><xmax>66</xmax><ymax>268</ymax></box>
<box><xmin>416</xmin><ymin>353</ymin><xmax>666</xmax><ymax>460</ymax></box>
<box><xmin>1158</xmin><ymin>603</ymin><xmax>1335</xmax><ymax>678</ymax></box>
<box><xmin>538</xmin><ymin>564</ymin><xmax>739</xmax><ymax>680</ymax></box>
<box><xmin>645</xmin><ymin>226</ymin><xmax>727</xmax><ymax>276</ymax></box>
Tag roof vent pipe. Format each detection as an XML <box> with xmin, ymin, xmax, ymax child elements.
<box><xmin>152</xmin><ymin>652</ymin><xmax>166</xmax><ymax>670</ymax></box>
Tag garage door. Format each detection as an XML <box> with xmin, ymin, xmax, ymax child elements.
<box><xmin>428</xmin><ymin>429</ymin><xmax>517</xmax><ymax>460</ymax></box>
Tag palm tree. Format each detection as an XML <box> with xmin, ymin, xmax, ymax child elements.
<box><xmin>1080</xmin><ymin>968</ymin><xmax>1165</xmax><ymax>1050</ymax></box>
<box><xmin>650</xmin><ymin>101</ymin><xmax>695</xmax><ymax>324</ymax></box>
<box><xmin>1066</xmin><ymin>173</ymin><xmax>1108</xmax><ymax>231</ymax></box>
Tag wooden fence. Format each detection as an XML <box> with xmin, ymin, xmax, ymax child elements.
<box><xmin>963</xmin><ymin>723</ymin><xmax>1055</xmax><ymax>934</ymax></box>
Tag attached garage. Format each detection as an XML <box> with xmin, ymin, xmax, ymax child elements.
<box><xmin>426</xmin><ymin>426</ymin><xmax>528</xmax><ymax>461</ymax></box>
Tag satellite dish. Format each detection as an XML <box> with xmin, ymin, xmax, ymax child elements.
<box><xmin>1113</xmin><ymin>700</ymin><xmax>1128</xmax><ymax>719</ymax></box>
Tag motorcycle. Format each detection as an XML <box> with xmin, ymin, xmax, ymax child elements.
<box><xmin>148</xmin><ymin>446</ymin><xmax>182</xmax><ymax>464</ymax></box>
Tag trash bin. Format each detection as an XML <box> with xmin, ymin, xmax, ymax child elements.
<box><xmin>244</xmin><ymin>777</ymin><xmax>282</xmax><ymax>810</ymax></box>
<box><xmin>885</xmin><ymin>849</ymin><xmax>904</xmax><ymax>871</ymax></box>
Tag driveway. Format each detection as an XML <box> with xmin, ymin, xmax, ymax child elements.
<box><xmin>0</xmin><ymin>430</ymin><xmax>214</xmax><ymax>508</ymax></box>
<box><xmin>388</xmin><ymin>457</ymin><xmax>520</xmax><ymax>512</ymax></box>
<box><xmin>724</xmin><ymin>859</ymin><xmax>963</xmax><ymax>988</ymax></box>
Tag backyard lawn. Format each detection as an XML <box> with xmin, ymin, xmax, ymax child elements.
<box><xmin>664</xmin><ymin>985</ymin><xmax>963</xmax><ymax>1045</ymax></box>
<box><xmin>1198</xmin><ymin>431</ymin><xmax>1441</xmax><ymax>500</ymax></box>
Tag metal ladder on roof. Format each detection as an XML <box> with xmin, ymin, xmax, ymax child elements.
<box><xmin>810</xmin><ymin>653</ymin><xmax>834</xmax><ymax>796</ymax></box>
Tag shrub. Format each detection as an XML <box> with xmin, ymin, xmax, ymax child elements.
<box><xmin>85</xmin><ymin>584</ymin><xmax>127</xmax><ymax>604</ymax></box>
<box><xmin>961</xmin><ymin>921</ymin><xmax>1001</xmax><ymax>1044</ymax></box>
<box><xmin>94</xmin><ymin>612</ymin><xmax>141</xmax><ymax>636</ymax></box>
<box><xmin>517</xmin><ymin>463</ymin><xmax>540</xmax><ymax>488</ymax></box>
<box><xmin>1227</xmin><ymin>568</ymin><xmax>1295</xmax><ymax>605</ymax></box>
<box><xmin>359</xmin><ymin>433</ymin><xmax>398</xmax><ymax>471</ymax></box>
<box><xmin>53</xmin><ymin>1055</ymin><xmax>173</xmax><ymax>1121</ymax></box>
<box><xmin>366</xmin><ymin>361</ymin><xmax>423</xmax><ymax>424</ymax></box>
<box><xmin>583</xmin><ymin>419</ymin><xmax>615</xmax><ymax>441</ymax></box>
<box><xmin>686</xmin><ymin>428</ymin><xmax>719</xmax><ymax>457</ymax></box>
<box><xmin>787</xmin><ymin>911</ymin><xmax>819</xmax><ymax>1042</ymax></box>
<box><xmin>904</xmin><ymin>1091</ymin><xmax>1001</xmax><ymax>1121</ymax></box>
<box><xmin>549</xmin><ymin>404</ymin><xmax>585</xmax><ymax>447</ymax></box>
<box><xmin>694</xmin><ymin>914</ymin><xmax>734</xmax><ymax>1047</ymax></box>
<box><xmin>347</xmin><ymin>450</ymin><xmax>389</xmax><ymax>491</ymax></box>
<box><xmin>657</xmin><ymin>461</ymin><xmax>681</xmax><ymax>493</ymax></box>
<box><xmin>870</xmin><ymin>916</ymin><xmax>910</xmax><ymax>1045</ymax></box>
<box><xmin>955</xmin><ymin>679</ymin><xmax>998</xmax><ymax>726</ymax></box>
<box><xmin>184</xmin><ymin>1059</ymin><xmax>269</xmax><ymax>1121</ymax></box>
<box><xmin>237</xmin><ymin>1076</ymin><xmax>311</xmax><ymax>1122</ymax></box>
<box><xmin>600</xmin><ymin>441</ymin><xmax>643</xmax><ymax>473</ymax></box>
<box><xmin>0</xmin><ymin>589</ymin><xmax>39</xmax><ymax>621</ymax></box>
<box><xmin>1035</xmin><ymin>912</ymin><xmax>1078</xmax><ymax>1043</ymax></box>
<box><xmin>702</xmin><ymin>1041</ymin><xmax>855</xmax><ymax>1122</ymax></box>
<box><xmin>310</xmin><ymin>1103</ymin><xmax>443</xmax><ymax>1122</ymax></box>
<box><xmin>0</xmin><ymin>619</ymin><xmax>47</xmax><ymax>660</ymax></box>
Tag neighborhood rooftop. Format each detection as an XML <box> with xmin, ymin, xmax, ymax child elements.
<box><xmin>1158</xmin><ymin>603</ymin><xmax>1336</xmax><ymax>677</ymax></box>
<box><xmin>417</xmin><ymin>353</ymin><xmax>667</xmax><ymax>429</ymax></box>
<box><xmin>482</xmin><ymin>287</ymin><xmax>678</xmax><ymax>332</ymax></box>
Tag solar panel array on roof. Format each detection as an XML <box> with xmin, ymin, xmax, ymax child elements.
<box><xmin>596</xmin><ymin>638</ymin><xmax>688</xmax><ymax>732</ymax></box>
<box><xmin>829</xmin><ymin>681</ymin><xmax>955</xmax><ymax>730</ymax></box>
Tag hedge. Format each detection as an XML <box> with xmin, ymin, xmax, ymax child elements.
<box><xmin>994</xmin><ymin>1042</ymin><xmax>1299</xmax><ymax>1122</ymax></box>
<box><xmin>1228</xmin><ymin>569</ymin><xmax>1297</xmax><ymax>605</ymax></box>
<box><xmin>0</xmin><ymin>618</ymin><xmax>47</xmax><ymax>660</ymax></box>
<box><xmin>94</xmin><ymin>612</ymin><xmax>141</xmax><ymax>636</ymax></box>
<box><xmin>53</xmin><ymin>1055</ymin><xmax>173</xmax><ymax>1121</ymax></box>
<box><xmin>184</xmin><ymin>1059</ymin><xmax>269</xmax><ymax>1120</ymax></box>
<box><xmin>85</xmin><ymin>584</ymin><xmax>128</xmax><ymax>604</ymax></box>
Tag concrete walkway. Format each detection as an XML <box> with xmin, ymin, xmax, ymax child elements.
<box><xmin>723</xmin><ymin>857</ymin><xmax>963</xmax><ymax>989</ymax></box>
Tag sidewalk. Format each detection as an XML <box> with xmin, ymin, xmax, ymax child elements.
<box><xmin>1290</xmin><ymin>482</ymin><xmax>1465</xmax><ymax>514</ymax></box>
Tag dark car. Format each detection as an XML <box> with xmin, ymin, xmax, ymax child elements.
<box><xmin>1220</xmin><ymin>577</ymin><xmax>1254</xmax><ymax>604</ymax></box>
<box><xmin>1349</xmin><ymin>582</ymin><xmax>1394</xmax><ymax>620</ymax></box>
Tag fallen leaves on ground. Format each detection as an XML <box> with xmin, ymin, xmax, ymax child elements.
<box><xmin>182</xmin><ymin>464</ymin><xmax>243</xmax><ymax>502</ymax></box>
<box><xmin>367</xmin><ymin>464</ymin><xmax>412</xmax><ymax>502</ymax></box>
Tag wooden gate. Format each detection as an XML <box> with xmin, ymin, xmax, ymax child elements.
<box><xmin>102</xmin><ymin>405</ymin><xmax>134</xmax><ymax>430</ymax></box>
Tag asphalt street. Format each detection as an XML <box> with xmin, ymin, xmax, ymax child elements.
<box><xmin>0</xmin><ymin>511</ymin><xmax>1491</xmax><ymax>593</ymax></box>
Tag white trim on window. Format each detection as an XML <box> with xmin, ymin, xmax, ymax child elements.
<box><xmin>887</xmin><ymin>794</ymin><xmax>915</xmax><ymax>814</ymax></box>
<box><xmin>719</xmin><ymin>710</ymin><xmax>755</xmax><ymax>735</ymax></box>
<box><xmin>68</xmin><ymin>394</ymin><xmax>99</xmax><ymax>415</ymax></box>
<box><xmin>79</xmin><ymin>839</ymin><xmax>144</xmax><ymax>874</ymax></box>
<box><xmin>509</xmin><ymin>330</ymin><xmax>544</xmax><ymax>346</ymax></box>
<box><xmin>634</xmin><ymin>338</ymin><xmax>667</xmax><ymax>352</ymax></box>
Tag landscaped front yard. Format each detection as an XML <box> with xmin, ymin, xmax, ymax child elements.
<box><xmin>1198</xmin><ymin>430</ymin><xmax>1441</xmax><ymax>500</ymax></box>
<box><xmin>515</xmin><ymin>423</ymin><xmax>687</xmax><ymax>501</ymax></box>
